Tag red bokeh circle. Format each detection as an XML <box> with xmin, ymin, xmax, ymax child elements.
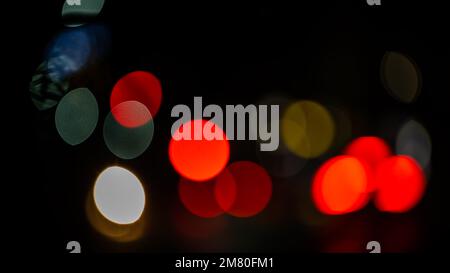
<box><xmin>169</xmin><ymin>120</ymin><xmax>230</xmax><ymax>182</ymax></box>
<box><xmin>374</xmin><ymin>155</ymin><xmax>426</xmax><ymax>213</ymax></box>
<box><xmin>110</xmin><ymin>71</ymin><xmax>162</xmax><ymax>127</ymax></box>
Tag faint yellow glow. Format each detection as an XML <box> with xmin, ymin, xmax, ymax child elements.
<box><xmin>281</xmin><ymin>101</ymin><xmax>335</xmax><ymax>158</ymax></box>
<box><xmin>94</xmin><ymin>166</ymin><xmax>146</xmax><ymax>225</ymax></box>
<box><xmin>381</xmin><ymin>51</ymin><xmax>422</xmax><ymax>104</ymax></box>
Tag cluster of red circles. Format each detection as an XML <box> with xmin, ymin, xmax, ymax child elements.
<box><xmin>169</xmin><ymin>120</ymin><xmax>273</xmax><ymax>218</ymax></box>
<box><xmin>312</xmin><ymin>137</ymin><xmax>426</xmax><ymax>215</ymax></box>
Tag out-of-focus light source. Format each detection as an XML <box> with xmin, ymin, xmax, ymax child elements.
<box><xmin>30</xmin><ymin>61</ymin><xmax>69</xmax><ymax>111</ymax></box>
<box><xmin>312</xmin><ymin>156</ymin><xmax>369</xmax><ymax>215</ymax></box>
<box><xmin>256</xmin><ymin>95</ymin><xmax>308</xmax><ymax>178</ymax></box>
<box><xmin>381</xmin><ymin>51</ymin><xmax>422</xmax><ymax>104</ymax></box>
<box><xmin>178</xmin><ymin>170</ymin><xmax>235</xmax><ymax>218</ymax></box>
<box><xmin>45</xmin><ymin>25</ymin><xmax>111</xmax><ymax>83</ymax></box>
<box><xmin>110</xmin><ymin>71</ymin><xmax>162</xmax><ymax>126</ymax></box>
<box><xmin>169</xmin><ymin>120</ymin><xmax>230</xmax><ymax>182</ymax></box>
<box><xmin>62</xmin><ymin>0</ymin><xmax>105</xmax><ymax>27</ymax></box>
<box><xmin>94</xmin><ymin>166</ymin><xmax>146</xmax><ymax>224</ymax></box>
<box><xmin>374</xmin><ymin>156</ymin><xmax>426</xmax><ymax>213</ymax></box>
<box><xmin>396</xmin><ymin>119</ymin><xmax>432</xmax><ymax>171</ymax></box>
<box><xmin>215</xmin><ymin>161</ymin><xmax>272</xmax><ymax>218</ymax></box>
<box><xmin>281</xmin><ymin>100</ymin><xmax>335</xmax><ymax>159</ymax></box>
<box><xmin>46</xmin><ymin>28</ymin><xmax>91</xmax><ymax>82</ymax></box>
<box><xmin>103</xmin><ymin>101</ymin><xmax>154</xmax><ymax>159</ymax></box>
<box><xmin>86</xmin><ymin>189</ymin><xmax>147</xmax><ymax>242</ymax></box>
<box><xmin>344</xmin><ymin>136</ymin><xmax>391</xmax><ymax>191</ymax></box>
<box><xmin>55</xmin><ymin>88</ymin><xmax>98</xmax><ymax>145</ymax></box>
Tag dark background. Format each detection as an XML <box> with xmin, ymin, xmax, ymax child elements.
<box><xmin>11</xmin><ymin>0</ymin><xmax>449</xmax><ymax>254</ymax></box>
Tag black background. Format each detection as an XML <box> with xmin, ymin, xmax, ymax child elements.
<box><xmin>10</xmin><ymin>0</ymin><xmax>450</xmax><ymax>257</ymax></box>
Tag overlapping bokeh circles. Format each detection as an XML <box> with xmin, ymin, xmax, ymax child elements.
<box><xmin>374</xmin><ymin>156</ymin><xmax>426</xmax><ymax>213</ymax></box>
<box><xmin>178</xmin><ymin>170</ymin><xmax>235</xmax><ymax>218</ymax></box>
<box><xmin>255</xmin><ymin>95</ymin><xmax>308</xmax><ymax>178</ymax></box>
<box><xmin>215</xmin><ymin>161</ymin><xmax>273</xmax><ymax>218</ymax></box>
<box><xmin>110</xmin><ymin>71</ymin><xmax>163</xmax><ymax>127</ymax></box>
<box><xmin>103</xmin><ymin>101</ymin><xmax>155</xmax><ymax>159</ymax></box>
<box><xmin>281</xmin><ymin>100</ymin><xmax>335</xmax><ymax>159</ymax></box>
<box><xmin>86</xmin><ymin>166</ymin><xmax>148</xmax><ymax>242</ymax></box>
<box><xmin>312</xmin><ymin>156</ymin><xmax>370</xmax><ymax>215</ymax></box>
<box><xmin>344</xmin><ymin>137</ymin><xmax>391</xmax><ymax>192</ymax></box>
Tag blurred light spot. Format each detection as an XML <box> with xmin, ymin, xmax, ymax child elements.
<box><xmin>46</xmin><ymin>25</ymin><xmax>110</xmax><ymax>83</ymax></box>
<box><xmin>396</xmin><ymin>119</ymin><xmax>431</xmax><ymax>170</ymax></box>
<box><xmin>29</xmin><ymin>61</ymin><xmax>69</xmax><ymax>111</ymax></box>
<box><xmin>111</xmin><ymin>99</ymin><xmax>152</xmax><ymax>129</ymax></box>
<box><xmin>344</xmin><ymin>137</ymin><xmax>391</xmax><ymax>192</ymax></box>
<box><xmin>169</xmin><ymin>120</ymin><xmax>229</xmax><ymax>182</ymax></box>
<box><xmin>312</xmin><ymin>156</ymin><xmax>369</xmax><ymax>215</ymax></box>
<box><xmin>103</xmin><ymin>101</ymin><xmax>154</xmax><ymax>159</ymax></box>
<box><xmin>46</xmin><ymin>28</ymin><xmax>91</xmax><ymax>82</ymax></box>
<box><xmin>255</xmin><ymin>95</ymin><xmax>308</xmax><ymax>178</ymax></box>
<box><xmin>215</xmin><ymin>161</ymin><xmax>272</xmax><ymax>217</ymax></box>
<box><xmin>110</xmin><ymin>71</ymin><xmax>162</xmax><ymax>124</ymax></box>
<box><xmin>55</xmin><ymin>88</ymin><xmax>98</xmax><ymax>145</ymax></box>
<box><xmin>179</xmin><ymin>170</ymin><xmax>235</xmax><ymax>218</ymax></box>
<box><xmin>62</xmin><ymin>0</ymin><xmax>105</xmax><ymax>27</ymax></box>
<box><xmin>94</xmin><ymin>166</ymin><xmax>146</xmax><ymax>224</ymax></box>
<box><xmin>86</xmin><ymin>189</ymin><xmax>147</xmax><ymax>242</ymax></box>
<box><xmin>374</xmin><ymin>156</ymin><xmax>426</xmax><ymax>213</ymax></box>
<box><xmin>381</xmin><ymin>51</ymin><xmax>422</xmax><ymax>103</ymax></box>
<box><xmin>281</xmin><ymin>100</ymin><xmax>335</xmax><ymax>158</ymax></box>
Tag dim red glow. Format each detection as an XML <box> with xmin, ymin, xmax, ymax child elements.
<box><xmin>215</xmin><ymin>161</ymin><xmax>272</xmax><ymax>218</ymax></box>
<box><xmin>312</xmin><ymin>156</ymin><xmax>369</xmax><ymax>215</ymax></box>
<box><xmin>374</xmin><ymin>156</ymin><xmax>426</xmax><ymax>213</ymax></box>
<box><xmin>110</xmin><ymin>71</ymin><xmax>162</xmax><ymax>127</ymax></box>
<box><xmin>169</xmin><ymin>120</ymin><xmax>230</xmax><ymax>182</ymax></box>
<box><xmin>110</xmin><ymin>101</ymin><xmax>152</xmax><ymax>128</ymax></box>
<box><xmin>344</xmin><ymin>136</ymin><xmax>391</xmax><ymax>191</ymax></box>
<box><xmin>178</xmin><ymin>175</ymin><xmax>226</xmax><ymax>218</ymax></box>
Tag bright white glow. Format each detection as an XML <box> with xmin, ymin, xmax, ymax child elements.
<box><xmin>94</xmin><ymin>166</ymin><xmax>146</xmax><ymax>224</ymax></box>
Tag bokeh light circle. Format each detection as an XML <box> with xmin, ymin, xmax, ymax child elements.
<box><xmin>374</xmin><ymin>156</ymin><xmax>426</xmax><ymax>213</ymax></box>
<box><xmin>281</xmin><ymin>100</ymin><xmax>335</xmax><ymax>158</ymax></box>
<box><xmin>215</xmin><ymin>161</ymin><xmax>272</xmax><ymax>218</ymax></box>
<box><xmin>312</xmin><ymin>156</ymin><xmax>369</xmax><ymax>215</ymax></box>
<box><xmin>396</xmin><ymin>119</ymin><xmax>431</xmax><ymax>170</ymax></box>
<box><xmin>344</xmin><ymin>136</ymin><xmax>391</xmax><ymax>191</ymax></box>
<box><xmin>103</xmin><ymin>101</ymin><xmax>154</xmax><ymax>160</ymax></box>
<box><xmin>94</xmin><ymin>166</ymin><xmax>146</xmax><ymax>224</ymax></box>
<box><xmin>169</xmin><ymin>119</ymin><xmax>230</xmax><ymax>182</ymax></box>
<box><xmin>55</xmin><ymin>88</ymin><xmax>98</xmax><ymax>145</ymax></box>
<box><xmin>179</xmin><ymin>170</ymin><xmax>235</xmax><ymax>218</ymax></box>
<box><xmin>110</xmin><ymin>71</ymin><xmax>162</xmax><ymax>126</ymax></box>
<box><xmin>381</xmin><ymin>51</ymin><xmax>422</xmax><ymax>104</ymax></box>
